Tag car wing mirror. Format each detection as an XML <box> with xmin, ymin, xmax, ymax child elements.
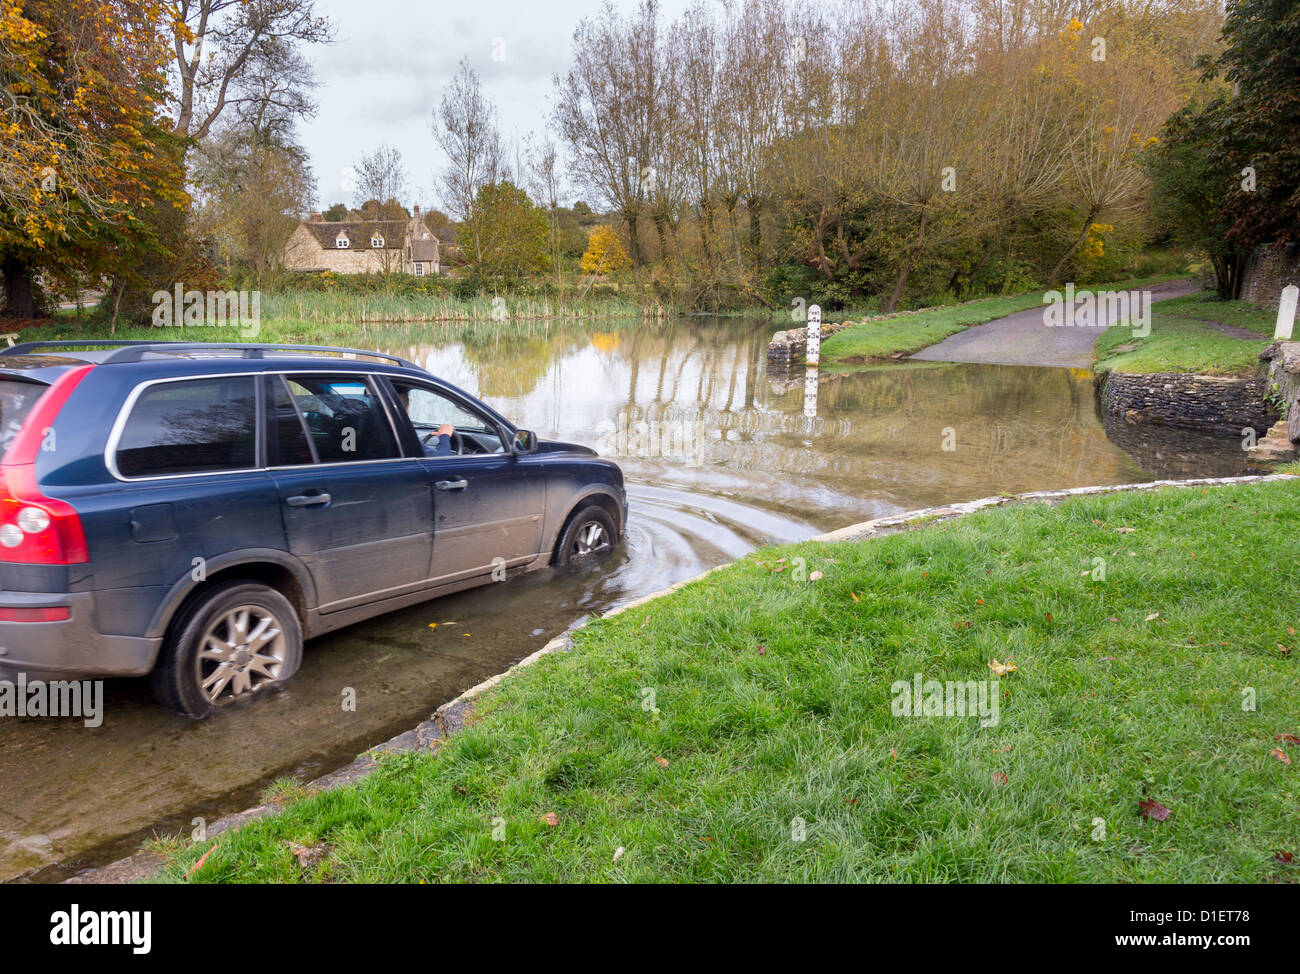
<box><xmin>511</xmin><ymin>428</ymin><xmax>538</xmax><ymax>454</ymax></box>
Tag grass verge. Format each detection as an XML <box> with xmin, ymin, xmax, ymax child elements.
<box><xmin>820</xmin><ymin>275</ymin><xmax>1189</xmax><ymax>368</ymax></box>
<box><xmin>36</xmin><ymin>310</ymin><xmax>644</xmax><ymax>350</ymax></box>
<box><xmin>1093</xmin><ymin>292</ymin><xmax>1275</xmax><ymax>377</ymax></box>
<box><xmin>160</xmin><ymin>478</ymin><xmax>1299</xmax><ymax>883</ymax></box>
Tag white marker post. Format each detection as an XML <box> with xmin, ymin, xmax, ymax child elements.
<box><xmin>1275</xmin><ymin>284</ymin><xmax>1298</xmax><ymax>341</ymax></box>
<box><xmin>804</xmin><ymin>304</ymin><xmax>821</xmax><ymax>418</ymax></box>
<box><xmin>806</xmin><ymin>304</ymin><xmax>821</xmax><ymax>367</ymax></box>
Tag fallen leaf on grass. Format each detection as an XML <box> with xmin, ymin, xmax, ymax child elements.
<box><xmin>1270</xmin><ymin>748</ymin><xmax>1292</xmax><ymax>765</ymax></box>
<box><xmin>976</xmin><ymin>598</ymin><xmax>985</xmax><ymax>605</ymax></box>
<box><xmin>1116</xmin><ymin>527</ymin><xmax>1137</xmax><ymax>534</ymax></box>
<box><xmin>539</xmin><ymin>812</ymin><xmax>558</xmax><ymax>826</ymax></box>
<box><xmin>992</xmin><ymin>772</ymin><xmax>1008</xmax><ymax>786</ymax></box>
<box><xmin>988</xmin><ymin>658</ymin><xmax>1017</xmax><ymax>676</ymax></box>
<box><xmin>955</xmin><ymin>620</ymin><xmax>972</xmax><ymax>631</ymax></box>
<box><xmin>1138</xmin><ymin>799</ymin><xmax>1171</xmax><ymax>821</ymax></box>
<box><xmin>186</xmin><ymin>844</ymin><xmax>216</xmax><ymax>878</ymax></box>
<box><xmin>757</xmin><ymin>644</ymin><xmax>766</xmax><ymax>655</ymax></box>
<box><xmin>287</xmin><ymin>841</ymin><xmax>326</xmax><ymax>870</ymax></box>
<box><xmin>850</xmin><ymin>592</ymin><xmax>860</xmax><ymax>602</ymax></box>
<box><xmin>655</xmin><ymin>756</ymin><xmax>670</xmax><ymax>768</ymax></box>
<box><xmin>1275</xmin><ymin>733</ymin><xmax>1300</xmax><ymax>744</ymax></box>
<box><xmin>1106</xmin><ymin>617</ymin><xmax>1120</xmax><ymax>623</ymax></box>
<box><xmin>1278</xmin><ymin>644</ymin><xmax>1293</xmax><ymax>657</ymax></box>
<box><xmin>698</xmin><ymin>836</ymin><xmax>714</xmax><ymax>843</ymax></box>
<box><xmin>1275</xmin><ymin>851</ymin><xmax>1294</xmax><ymax>865</ymax></box>
<box><xmin>1145</xmin><ymin>612</ymin><xmax>1160</xmax><ymax>622</ymax></box>
<box><xmin>890</xmin><ymin>748</ymin><xmax>898</xmax><ymax>760</ymax></box>
<box><xmin>641</xmin><ymin>616</ymin><xmax>649</xmax><ymax>629</ymax></box>
<box><xmin>1044</xmin><ymin>612</ymin><xmax>1053</xmax><ymax>623</ymax></box>
<box><xmin>809</xmin><ymin>570</ymin><xmax>824</xmax><ymax>581</ymax></box>
<box><xmin>613</xmin><ymin>846</ymin><xmax>625</xmax><ymax>863</ymax></box>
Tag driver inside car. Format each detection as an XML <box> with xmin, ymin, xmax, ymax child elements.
<box><xmin>396</xmin><ymin>389</ymin><xmax>455</xmax><ymax>457</ymax></box>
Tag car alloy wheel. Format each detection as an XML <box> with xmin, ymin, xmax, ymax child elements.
<box><xmin>570</xmin><ymin>519</ymin><xmax>611</xmax><ymax>557</ymax></box>
<box><xmin>195</xmin><ymin>604</ymin><xmax>290</xmax><ymax>704</ymax></box>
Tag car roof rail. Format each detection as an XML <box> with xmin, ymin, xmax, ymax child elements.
<box><xmin>1</xmin><ymin>340</ymin><xmax>427</xmax><ymax>372</ymax></box>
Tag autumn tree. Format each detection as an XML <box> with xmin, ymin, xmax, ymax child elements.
<box><xmin>581</xmin><ymin>225</ymin><xmax>631</xmax><ymax>274</ymax></box>
<box><xmin>458</xmin><ymin>181</ymin><xmax>549</xmax><ymax>287</ymax></box>
<box><xmin>1</xmin><ymin>0</ymin><xmax>184</xmax><ymax>319</ymax></box>
<box><xmin>190</xmin><ymin>125</ymin><xmax>316</xmax><ymax>280</ymax></box>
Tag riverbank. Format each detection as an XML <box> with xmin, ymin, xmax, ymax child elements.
<box><xmin>1092</xmin><ymin>292</ymin><xmax>1284</xmax><ymax>443</ymax></box>
<box><xmin>1093</xmin><ymin>291</ymin><xmax>1275</xmax><ymax>377</ymax></box>
<box><xmin>147</xmin><ymin>474</ymin><xmax>1299</xmax><ymax>884</ymax></box>
<box><xmin>804</xmin><ymin>275</ymin><xmax>1190</xmax><ymax>369</ymax></box>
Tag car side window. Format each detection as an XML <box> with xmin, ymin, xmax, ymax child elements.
<box><xmin>115</xmin><ymin>376</ymin><xmax>258</xmax><ymax>478</ymax></box>
<box><xmin>391</xmin><ymin>382</ymin><xmax>506</xmax><ymax>455</ymax></box>
<box><xmin>281</xmin><ymin>374</ymin><xmax>399</xmax><ymax>463</ymax></box>
<box><xmin>265</xmin><ymin>375</ymin><xmax>316</xmax><ymax>466</ymax></box>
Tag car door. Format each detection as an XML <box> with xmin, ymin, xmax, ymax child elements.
<box><xmin>266</xmin><ymin>372</ymin><xmax>434</xmax><ymax>612</ymax></box>
<box><xmin>384</xmin><ymin>378</ymin><xmax>544</xmax><ymax>584</ymax></box>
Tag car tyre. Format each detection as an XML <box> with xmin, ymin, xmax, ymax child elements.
<box><xmin>151</xmin><ymin>580</ymin><xmax>303</xmax><ymax>719</ymax></box>
<box><xmin>554</xmin><ymin>505</ymin><xmax>617</xmax><ymax>567</ymax></box>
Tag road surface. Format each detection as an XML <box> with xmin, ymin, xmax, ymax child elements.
<box><xmin>910</xmin><ymin>279</ymin><xmax>1197</xmax><ymax>368</ymax></box>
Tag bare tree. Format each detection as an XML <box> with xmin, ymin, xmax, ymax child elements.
<box><xmin>434</xmin><ymin>59</ymin><xmax>503</xmax><ymax>263</ymax></box>
<box><xmin>552</xmin><ymin>0</ymin><xmax>669</xmax><ymax>267</ymax></box>
<box><xmin>354</xmin><ymin>145</ymin><xmax>408</xmax><ymax>213</ymax></box>
<box><xmin>169</xmin><ymin>0</ymin><xmax>333</xmax><ymax>141</ymax></box>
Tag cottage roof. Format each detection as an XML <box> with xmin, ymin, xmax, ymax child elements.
<box><xmin>303</xmin><ymin>220</ymin><xmax>408</xmax><ymax>251</ymax></box>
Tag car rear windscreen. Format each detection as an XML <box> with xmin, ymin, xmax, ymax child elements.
<box><xmin>0</xmin><ymin>379</ymin><xmax>49</xmax><ymax>457</ymax></box>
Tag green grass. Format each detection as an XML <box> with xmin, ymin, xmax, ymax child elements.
<box><xmin>158</xmin><ymin>479</ymin><xmax>1300</xmax><ymax>883</ymax></box>
<box><xmin>821</xmin><ymin>275</ymin><xmax>1189</xmax><ymax>368</ymax></box>
<box><xmin>1093</xmin><ymin>293</ymin><xmax>1276</xmax><ymax>377</ymax></box>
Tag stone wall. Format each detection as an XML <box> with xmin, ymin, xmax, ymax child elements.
<box><xmin>1097</xmin><ymin>371</ymin><xmax>1278</xmax><ymax>437</ymax></box>
<box><xmin>1261</xmin><ymin>341</ymin><xmax>1300</xmax><ymax>443</ymax></box>
<box><xmin>766</xmin><ymin>321</ymin><xmax>851</xmax><ymax>366</ymax></box>
<box><xmin>1241</xmin><ymin>243</ymin><xmax>1300</xmax><ymax>310</ymax></box>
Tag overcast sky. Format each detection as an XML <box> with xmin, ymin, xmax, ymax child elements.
<box><xmin>303</xmin><ymin>0</ymin><xmax>696</xmax><ymax>213</ymax></box>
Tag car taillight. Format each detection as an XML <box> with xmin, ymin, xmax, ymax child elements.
<box><xmin>0</xmin><ymin>606</ymin><xmax>70</xmax><ymax>622</ymax></box>
<box><xmin>0</xmin><ymin>365</ymin><xmax>93</xmax><ymax>565</ymax></box>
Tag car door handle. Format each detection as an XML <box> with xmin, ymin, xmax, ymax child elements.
<box><xmin>435</xmin><ymin>479</ymin><xmax>468</xmax><ymax>491</ymax></box>
<box><xmin>286</xmin><ymin>492</ymin><xmax>331</xmax><ymax>508</ymax></box>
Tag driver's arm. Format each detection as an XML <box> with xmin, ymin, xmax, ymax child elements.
<box><xmin>424</xmin><ymin>423</ymin><xmax>455</xmax><ymax>457</ymax></box>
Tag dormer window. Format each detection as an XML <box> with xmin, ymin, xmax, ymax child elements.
<box><xmin>335</xmin><ymin>232</ymin><xmax>350</xmax><ymax>249</ymax></box>
<box><xmin>371</xmin><ymin>235</ymin><xmax>385</xmax><ymax>248</ymax></box>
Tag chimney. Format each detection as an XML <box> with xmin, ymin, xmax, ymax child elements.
<box><xmin>308</xmin><ymin>213</ymin><xmax>322</xmax><ymax>222</ymax></box>
<box><xmin>413</xmin><ymin>204</ymin><xmax>420</xmax><ymax>216</ymax></box>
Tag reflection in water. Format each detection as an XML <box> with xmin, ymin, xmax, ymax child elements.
<box><xmin>5</xmin><ymin>318</ymin><xmax>1260</xmax><ymax>883</ymax></box>
<box><xmin>396</xmin><ymin>321</ymin><xmax>1256</xmax><ymax>528</ymax></box>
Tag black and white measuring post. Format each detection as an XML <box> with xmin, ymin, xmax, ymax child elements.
<box><xmin>1276</xmin><ymin>284</ymin><xmax>1298</xmax><ymax>341</ymax></box>
<box><xmin>804</xmin><ymin>304</ymin><xmax>821</xmax><ymax>418</ymax></box>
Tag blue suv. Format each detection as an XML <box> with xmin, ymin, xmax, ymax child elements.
<box><xmin>0</xmin><ymin>341</ymin><xmax>627</xmax><ymax>717</ymax></box>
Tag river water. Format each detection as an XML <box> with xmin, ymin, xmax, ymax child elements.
<box><xmin>0</xmin><ymin>317</ymin><xmax>1256</xmax><ymax>881</ymax></box>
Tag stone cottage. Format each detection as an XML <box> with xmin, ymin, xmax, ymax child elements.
<box><xmin>283</xmin><ymin>206</ymin><xmax>441</xmax><ymax>276</ymax></box>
